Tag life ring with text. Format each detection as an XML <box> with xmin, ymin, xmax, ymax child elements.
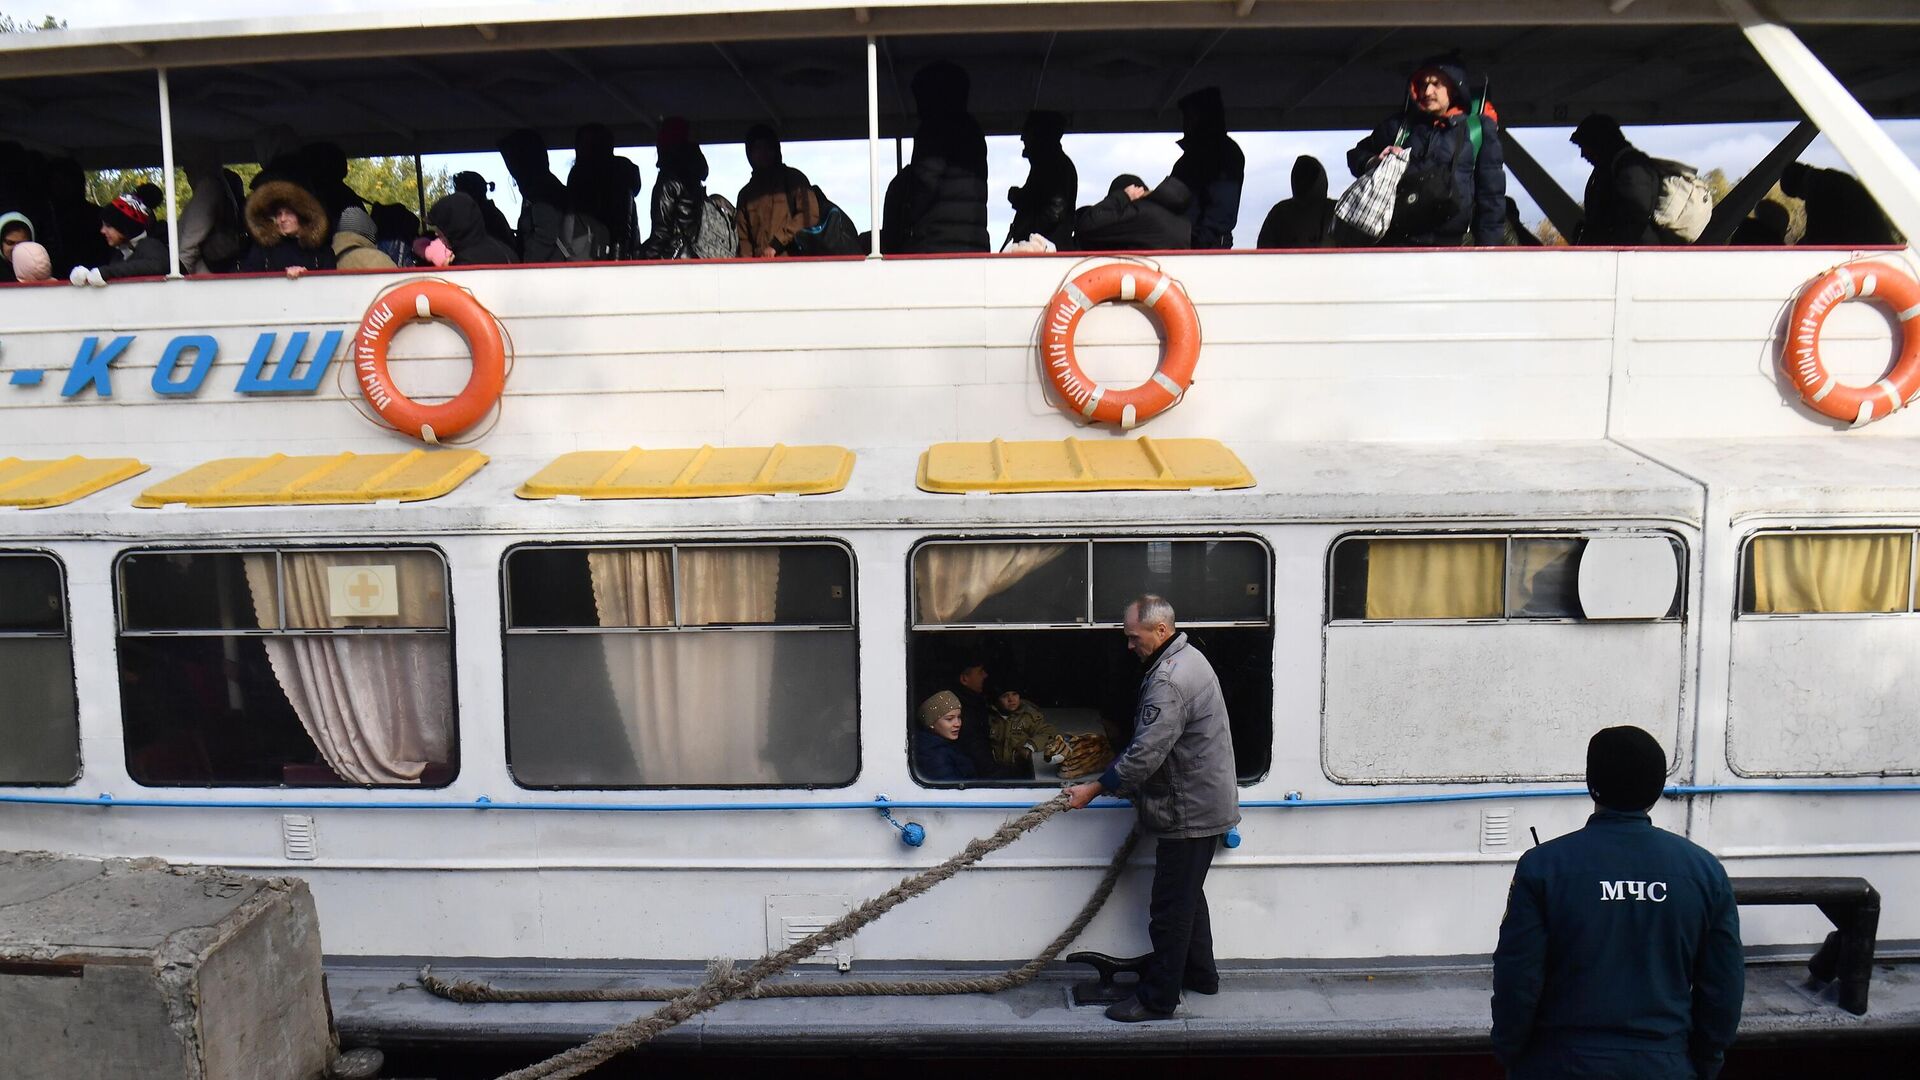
<box><xmin>353</xmin><ymin>279</ymin><xmax>506</xmax><ymax>443</ymax></box>
<box><xmin>1042</xmin><ymin>264</ymin><xmax>1200</xmax><ymax>429</ymax></box>
<box><xmin>1784</xmin><ymin>260</ymin><xmax>1920</xmax><ymax>427</ymax></box>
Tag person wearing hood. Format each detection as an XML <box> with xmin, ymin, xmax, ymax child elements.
<box><xmin>639</xmin><ymin>117</ymin><xmax>714</xmax><ymax>260</ymax></box>
<box><xmin>568</xmin><ymin>122</ymin><xmax>642</xmax><ymax>258</ymax></box>
<box><xmin>454</xmin><ymin>170</ymin><xmax>516</xmax><ymax>254</ymax></box>
<box><xmin>1567</xmin><ymin>114</ymin><xmax>1664</xmax><ymax>246</ymax></box>
<box><xmin>1257</xmin><ymin>155</ymin><xmax>1336</xmax><ymax>248</ymax></box>
<box><xmin>332</xmin><ymin>207</ymin><xmax>397</xmax><ymax>270</ymax></box>
<box><xmin>497</xmin><ymin>129</ymin><xmax>570</xmax><ymax>263</ymax></box>
<box><xmin>69</xmin><ymin>192</ymin><xmax>170</xmax><ymax>286</ymax></box>
<box><xmin>301</xmin><ymin>142</ymin><xmax>369</xmax><ymax>225</ymax></box>
<box><xmin>1169</xmin><ymin>87</ymin><xmax>1244</xmax><ymax>249</ymax></box>
<box><xmin>881</xmin><ymin>61</ymin><xmax>989</xmax><ymax>254</ymax></box>
<box><xmin>1781</xmin><ymin>161</ymin><xmax>1898</xmax><ymax>246</ymax></box>
<box><xmin>1005</xmin><ymin>110</ymin><xmax>1077</xmax><ymax>251</ymax></box>
<box><xmin>427</xmin><ymin>193</ymin><xmax>517</xmax><ymax>266</ymax></box>
<box><xmin>1346</xmin><ymin>55</ymin><xmax>1506</xmax><ymax>246</ymax></box>
<box><xmin>734</xmin><ymin>124</ymin><xmax>819</xmax><ymax>258</ymax></box>
<box><xmin>0</xmin><ymin>211</ymin><xmax>34</xmax><ymax>284</ymax></box>
<box><xmin>1492</xmin><ymin>726</ymin><xmax>1743</xmax><ymax>1080</ymax></box>
<box><xmin>1075</xmin><ymin>174</ymin><xmax>1193</xmax><ymax>252</ymax></box>
<box><xmin>237</xmin><ymin>179</ymin><xmax>336</xmax><ymax>278</ymax></box>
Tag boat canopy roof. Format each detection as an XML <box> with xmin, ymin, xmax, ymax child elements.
<box><xmin>0</xmin><ymin>0</ymin><xmax>1914</xmax><ymax>165</ymax></box>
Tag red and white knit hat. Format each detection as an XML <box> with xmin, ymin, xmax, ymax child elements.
<box><xmin>99</xmin><ymin>192</ymin><xmax>152</xmax><ymax>236</ymax></box>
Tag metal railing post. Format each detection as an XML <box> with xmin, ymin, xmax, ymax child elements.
<box><xmin>157</xmin><ymin>67</ymin><xmax>182</xmax><ymax>280</ymax></box>
<box><xmin>867</xmin><ymin>34</ymin><xmax>882</xmax><ymax>259</ymax></box>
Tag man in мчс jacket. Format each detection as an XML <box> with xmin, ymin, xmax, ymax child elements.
<box><xmin>1066</xmin><ymin>593</ymin><xmax>1240</xmax><ymax>1022</ymax></box>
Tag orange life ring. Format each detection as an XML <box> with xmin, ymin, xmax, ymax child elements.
<box><xmin>1784</xmin><ymin>260</ymin><xmax>1920</xmax><ymax>427</ymax></box>
<box><xmin>353</xmin><ymin>280</ymin><xmax>506</xmax><ymax>443</ymax></box>
<box><xmin>1042</xmin><ymin>264</ymin><xmax>1200</xmax><ymax>429</ymax></box>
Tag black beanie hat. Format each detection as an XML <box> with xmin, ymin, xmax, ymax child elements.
<box><xmin>1587</xmin><ymin>726</ymin><xmax>1667</xmax><ymax>811</ymax></box>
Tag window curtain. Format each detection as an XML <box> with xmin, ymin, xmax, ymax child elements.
<box><xmin>915</xmin><ymin>543</ymin><xmax>1071</xmax><ymax>623</ymax></box>
<box><xmin>587</xmin><ymin>548</ymin><xmax>784</xmax><ymax>784</ymax></box>
<box><xmin>242</xmin><ymin>554</ymin><xmax>452</xmax><ymax>784</ymax></box>
<box><xmin>1364</xmin><ymin>538</ymin><xmax>1504</xmax><ymax>619</ymax></box>
<box><xmin>1508</xmin><ymin>539</ymin><xmax>1583</xmax><ymax>618</ymax></box>
<box><xmin>1749</xmin><ymin>533</ymin><xmax>1912</xmax><ymax>614</ymax></box>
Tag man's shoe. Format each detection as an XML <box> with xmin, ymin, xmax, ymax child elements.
<box><xmin>1104</xmin><ymin>996</ymin><xmax>1177</xmax><ymax>1023</ymax></box>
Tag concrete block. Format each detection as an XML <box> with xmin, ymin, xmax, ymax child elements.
<box><xmin>0</xmin><ymin>851</ymin><xmax>335</xmax><ymax>1080</ymax></box>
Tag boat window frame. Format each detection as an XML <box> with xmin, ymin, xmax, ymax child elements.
<box><xmin>502</xmin><ymin>539</ymin><xmax>857</xmax><ymax>635</ymax></box>
<box><xmin>111</xmin><ymin>542</ymin><xmax>459</xmax><ymax>788</ymax></box>
<box><xmin>0</xmin><ymin>548</ymin><xmax>80</xmax><ymax>787</ymax></box>
<box><xmin>1324</xmin><ymin>529</ymin><xmax>1688</xmax><ymax>626</ymax></box>
<box><xmin>1735</xmin><ymin>526</ymin><xmax>1920</xmax><ymax>620</ymax></box>
<box><xmin>909</xmin><ymin>536</ymin><xmax>1275</xmax><ymax>631</ymax></box>
<box><xmin>498</xmin><ymin>537</ymin><xmax>863</xmax><ymax>792</ymax></box>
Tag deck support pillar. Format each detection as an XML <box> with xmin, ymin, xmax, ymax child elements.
<box><xmin>156</xmin><ymin>67</ymin><xmax>181</xmax><ymax>279</ymax></box>
<box><xmin>1696</xmin><ymin>119</ymin><xmax>1817</xmax><ymax>245</ymax></box>
<box><xmin>866</xmin><ymin>34</ymin><xmax>882</xmax><ymax>259</ymax></box>
<box><xmin>1497</xmin><ymin>128</ymin><xmax>1582</xmax><ymax>242</ymax></box>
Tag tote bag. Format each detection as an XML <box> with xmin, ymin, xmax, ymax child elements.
<box><xmin>1334</xmin><ymin>129</ymin><xmax>1410</xmax><ymax>241</ymax></box>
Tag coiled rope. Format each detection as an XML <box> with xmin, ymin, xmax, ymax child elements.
<box><xmin>431</xmin><ymin>794</ymin><xmax>1131</xmax><ymax>1080</ymax></box>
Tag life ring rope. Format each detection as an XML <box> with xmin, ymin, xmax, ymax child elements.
<box><xmin>1783</xmin><ymin>258</ymin><xmax>1920</xmax><ymax>428</ymax></box>
<box><xmin>347</xmin><ymin>277</ymin><xmax>512</xmax><ymax>444</ymax></box>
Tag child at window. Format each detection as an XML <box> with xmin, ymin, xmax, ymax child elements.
<box><xmin>914</xmin><ymin>691</ymin><xmax>976</xmax><ymax>782</ymax></box>
<box><xmin>988</xmin><ymin>684</ymin><xmax>1061</xmax><ymax>779</ymax></box>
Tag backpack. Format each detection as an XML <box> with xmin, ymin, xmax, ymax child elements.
<box><xmin>693</xmin><ymin>194</ymin><xmax>738</xmax><ymax>260</ymax></box>
<box><xmin>791</xmin><ymin>185</ymin><xmax>863</xmax><ymax>257</ymax></box>
<box><xmin>555</xmin><ymin>210</ymin><xmax>610</xmax><ymax>262</ymax></box>
<box><xmin>1649</xmin><ymin>158</ymin><xmax>1714</xmax><ymax>241</ymax></box>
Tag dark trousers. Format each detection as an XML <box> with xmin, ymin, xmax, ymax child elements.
<box><xmin>1138</xmin><ymin>834</ymin><xmax>1220</xmax><ymax>1011</ymax></box>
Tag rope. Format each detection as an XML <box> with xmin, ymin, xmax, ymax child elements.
<box><xmin>446</xmin><ymin>793</ymin><xmax>1123</xmax><ymax>1080</ymax></box>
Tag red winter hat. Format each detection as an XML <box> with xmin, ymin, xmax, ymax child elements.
<box><xmin>100</xmin><ymin>192</ymin><xmax>152</xmax><ymax>235</ymax></box>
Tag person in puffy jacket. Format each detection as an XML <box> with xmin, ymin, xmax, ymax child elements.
<box><xmin>1782</xmin><ymin>161</ymin><xmax>1898</xmax><ymax>246</ymax></box>
<box><xmin>1075</xmin><ymin>174</ymin><xmax>1193</xmax><ymax>252</ymax></box>
<box><xmin>1005</xmin><ymin>110</ymin><xmax>1077</xmax><ymax>251</ymax></box>
<box><xmin>881</xmin><ymin>61</ymin><xmax>988</xmax><ymax>254</ymax></box>
<box><xmin>454</xmin><ymin>170</ymin><xmax>516</xmax><ymax>254</ymax></box>
<box><xmin>1346</xmin><ymin>54</ymin><xmax>1506</xmax><ymax>246</ymax></box>
<box><xmin>237</xmin><ymin>180</ymin><xmax>335</xmax><ymax>277</ymax></box>
<box><xmin>640</xmin><ymin>117</ymin><xmax>711</xmax><ymax>260</ymax></box>
<box><xmin>427</xmin><ymin>193</ymin><xmax>517</xmax><ymax>266</ymax></box>
<box><xmin>1066</xmin><ymin>595</ymin><xmax>1240</xmax><ymax>1023</ymax></box>
<box><xmin>735</xmin><ymin>125</ymin><xmax>819</xmax><ymax>258</ymax></box>
<box><xmin>1170</xmin><ymin>87</ymin><xmax>1243</xmax><ymax>249</ymax></box>
<box><xmin>1257</xmin><ymin>155</ymin><xmax>1336</xmax><ymax>248</ymax></box>
<box><xmin>70</xmin><ymin>192</ymin><xmax>170</xmax><ymax>285</ymax></box>
<box><xmin>1493</xmin><ymin>726</ymin><xmax>1744</xmax><ymax>1080</ymax></box>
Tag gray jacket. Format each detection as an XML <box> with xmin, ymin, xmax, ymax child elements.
<box><xmin>1098</xmin><ymin>633</ymin><xmax>1241</xmax><ymax>839</ymax></box>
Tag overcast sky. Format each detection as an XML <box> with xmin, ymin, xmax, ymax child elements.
<box><xmin>17</xmin><ymin>1</ymin><xmax>1918</xmax><ymax>243</ymax></box>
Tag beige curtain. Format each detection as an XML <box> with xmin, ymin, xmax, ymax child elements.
<box><xmin>1508</xmin><ymin>538</ymin><xmax>1581</xmax><ymax>617</ymax></box>
<box><xmin>1750</xmin><ymin>533</ymin><xmax>1912</xmax><ymax>614</ymax></box>
<box><xmin>914</xmin><ymin>543</ymin><xmax>1071</xmax><ymax>623</ymax></box>
<box><xmin>242</xmin><ymin>553</ymin><xmax>452</xmax><ymax>785</ymax></box>
<box><xmin>587</xmin><ymin>548</ymin><xmax>783</xmax><ymax>784</ymax></box>
<box><xmin>1364</xmin><ymin>538</ymin><xmax>1504</xmax><ymax>619</ymax></box>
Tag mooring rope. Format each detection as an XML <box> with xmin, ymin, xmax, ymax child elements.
<box><xmin>447</xmin><ymin>794</ymin><xmax>1128</xmax><ymax>1080</ymax></box>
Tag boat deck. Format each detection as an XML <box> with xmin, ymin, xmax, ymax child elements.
<box><xmin>329</xmin><ymin>952</ymin><xmax>1920</xmax><ymax>1056</ymax></box>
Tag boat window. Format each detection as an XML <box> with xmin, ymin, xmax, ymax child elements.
<box><xmin>501</xmin><ymin>543</ymin><xmax>858</xmax><ymax>789</ymax></box>
<box><xmin>908</xmin><ymin>537</ymin><xmax>1272</xmax><ymax>788</ymax></box>
<box><xmin>1740</xmin><ymin>530</ymin><xmax>1917</xmax><ymax>615</ymax></box>
<box><xmin>1328</xmin><ymin>533</ymin><xmax>1683</xmax><ymax>623</ymax></box>
<box><xmin>115</xmin><ymin>547</ymin><xmax>457</xmax><ymax>787</ymax></box>
<box><xmin>0</xmin><ymin>553</ymin><xmax>79</xmax><ymax>785</ymax></box>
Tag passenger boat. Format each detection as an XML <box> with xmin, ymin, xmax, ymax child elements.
<box><xmin>3</xmin><ymin>0</ymin><xmax>1920</xmax><ymax>1058</ymax></box>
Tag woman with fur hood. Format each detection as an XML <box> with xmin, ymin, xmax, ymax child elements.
<box><xmin>237</xmin><ymin>179</ymin><xmax>336</xmax><ymax>278</ymax></box>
